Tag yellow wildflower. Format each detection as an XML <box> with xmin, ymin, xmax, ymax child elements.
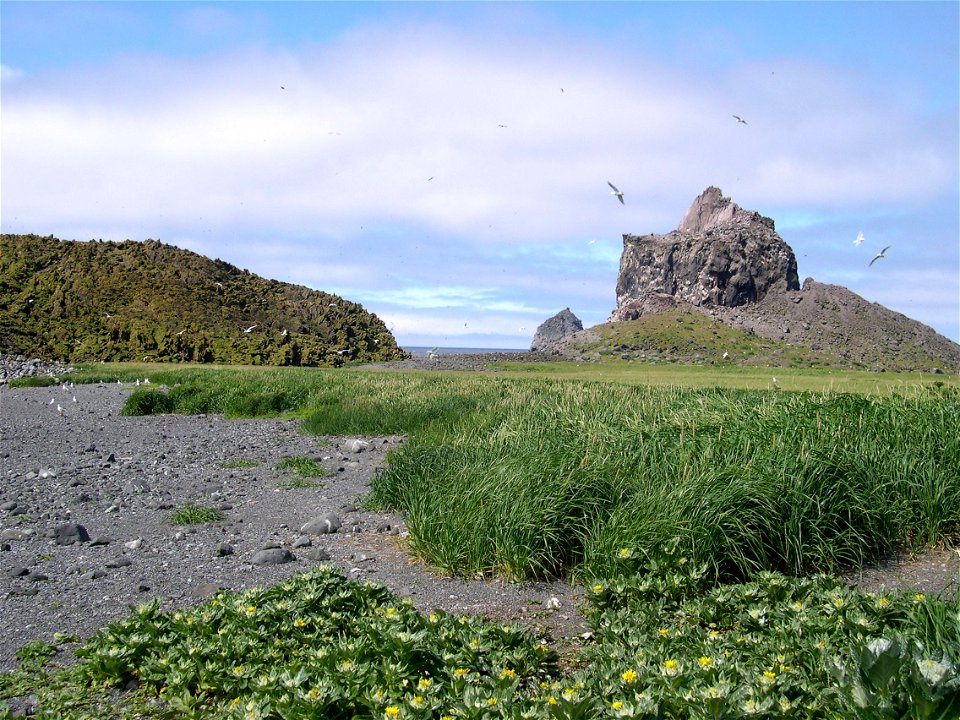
<box><xmin>384</xmin><ymin>707</ymin><xmax>400</xmax><ymax>718</ymax></box>
<box><xmin>698</xmin><ymin>656</ymin><xmax>712</xmax><ymax>668</ymax></box>
<box><xmin>621</xmin><ymin>669</ymin><xmax>638</xmax><ymax>684</ymax></box>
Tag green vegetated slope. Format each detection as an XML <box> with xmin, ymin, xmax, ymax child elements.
<box><xmin>0</xmin><ymin>234</ymin><xmax>409</xmax><ymax>366</ymax></box>
<box><xmin>548</xmin><ymin>304</ymin><xmax>960</xmax><ymax>374</ymax></box>
<box><xmin>580</xmin><ymin>309</ymin><xmax>840</xmax><ymax>367</ymax></box>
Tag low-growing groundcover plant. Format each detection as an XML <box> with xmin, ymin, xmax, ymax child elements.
<box><xmin>168</xmin><ymin>503</ymin><xmax>228</xmax><ymax>526</ymax></box>
<box><xmin>276</xmin><ymin>455</ymin><xmax>328</xmax><ymax>479</ymax></box>
<box><xmin>2</xmin><ymin>550</ymin><xmax>958</xmax><ymax>719</ymax></box>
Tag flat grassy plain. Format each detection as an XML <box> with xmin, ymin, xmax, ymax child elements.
<box><xmin>4</xmin><ymin>360</ymin><xmax>959</xmax><ymax>718</ymax></box>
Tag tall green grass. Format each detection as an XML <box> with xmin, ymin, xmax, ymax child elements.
<box><xmin>76</xmin><ymin>364</ymin><xmax>959</xmax><ymax>583</ymax></box>
<box><xmin>370</xmin><ymin>381</ymin><xmax>959</xmax><ymax>582</ymax></box>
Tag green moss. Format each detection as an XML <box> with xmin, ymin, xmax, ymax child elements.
<box><xmin>0</xmin><ymin>234</ymin><xmax>409</xmax><ymax>367</ymax></box>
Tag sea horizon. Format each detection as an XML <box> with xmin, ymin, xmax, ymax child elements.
<box><xmin>402</xmin><ymin>346</ymin><xmax>528</xmax><ymax>358</ymax></box>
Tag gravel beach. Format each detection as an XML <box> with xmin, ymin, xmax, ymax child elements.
<box><xmin>0</xmin><ymin>380</ymin><xmax>585</xmax><ymax>674</ymax></box>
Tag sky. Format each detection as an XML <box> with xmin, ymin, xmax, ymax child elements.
<box><xmin>2</xmin><ymin>1</ymin><xmax>958</xmax><ymax>349</ymax></box>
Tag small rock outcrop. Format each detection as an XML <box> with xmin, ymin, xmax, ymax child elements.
<box><xmin>612</xmin><ymin>187</ymin><xmax>799</xmax><ymax>321</ymax></box>
<box><xmin>530</xmin><ymin>308</ymin><xmax>583</xmax><ymax>352</ymax></box>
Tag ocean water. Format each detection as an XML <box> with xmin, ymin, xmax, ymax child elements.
<box><xmin>403</xmin><ymin>346</ymin><xmax>527</xmax><ymax>358</ymax></box>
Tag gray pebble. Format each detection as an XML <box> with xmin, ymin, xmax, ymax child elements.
<box><xmin>54</xmin><ymin>523</ymin><xmax>90</xmax><ymax>546</ymax></box>
<box><xmin>300</xmin><ymin>513</ymin><xmax>341</xmax><ymax>535</ymax></box>
<box><xmin>251</xmin><ymin>548</ymin><xmax>295</xmax><ymax>565</ymax></box>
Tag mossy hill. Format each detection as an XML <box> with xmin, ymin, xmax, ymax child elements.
<box><xmin>0</xmin><ymin>234</ymin><xmax>409</xmax><ymax>367</ymax></box>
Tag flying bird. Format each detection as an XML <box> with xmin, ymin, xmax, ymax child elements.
<box><xmin>854</xmin><ymin>231</ymin><xmax>864</xmax><ymax>247</ymax></box>
<box><xmin>243</xmin><ymin>324</ymin><xmax>258</xmax><ymax>333</ymax></box>
<box><xmin>869</xmin><ymin>246</ymin><xmax>891</xmax><ymax>266</ymax></box>
<box><xmin>733</xmin><ymin>115</ymin><xmax>748</xmax><ymax>124</ymax></box>
<box><xmin>607</xmin><ymin>181</ymin><xmax>625</xmax><ymax>204</ymax></box>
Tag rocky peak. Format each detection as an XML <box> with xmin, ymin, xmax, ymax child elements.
<box><xmin>530</xmin><ymin>308</ymin><xmax>583</xmax><ymax>352</ymax></box>
<box><xmin>611</xmin><ymin>187</ymin><xmax>798</xmax><ymax>321</ymax></box>
<box><xmin>676</xmin><ymin>186</ymin><xmax>774</xmax><ymax>233</ymax></box>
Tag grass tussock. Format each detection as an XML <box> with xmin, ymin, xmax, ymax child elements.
<box><xmin>168</xmin><ymin>504</ymin><xmax>227</xmax><ymax>526</ymax></box>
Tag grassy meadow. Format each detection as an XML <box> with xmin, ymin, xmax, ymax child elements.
<box><xmin>3</xmin><ymin>361</ymin><xmax>959</xmax><ymax>718</ymax></box>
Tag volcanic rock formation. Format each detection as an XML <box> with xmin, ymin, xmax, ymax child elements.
<box><xmin>530</xmin><ymin>308</ymin><xmax>583</xmax><ymax>353</ymax></box>
<box><xmin>612</xmin><ymin>186</ymin><xmax>799</xmax><ymax>321</ymax></box>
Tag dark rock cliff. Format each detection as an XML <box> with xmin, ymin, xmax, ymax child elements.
<box><xmin>612</xmin><ymin>187</ymin><xmax>799</xmax><ymax>320</ymax></box>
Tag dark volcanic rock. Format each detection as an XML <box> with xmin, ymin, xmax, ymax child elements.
<box><xmin>530</xmin><ymin>308</ymin><xmax>583</xmax><ymax>352</ymax></box>
<box><xmin>612</xmin><ymin>186</ymin><xmax>799</xmax><ymax>319</ymax></box>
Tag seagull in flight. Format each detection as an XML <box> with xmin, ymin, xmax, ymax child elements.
<box><xmin>733</xmin><ymin>115</ymin><xmax>748</xmax><ymax>124</ymax></box>
<box><xmin>243</xmin><ymin>324</ymin><xmax>258</xmax><ymax>333</ymax></box>
<box><xmin>869</xmin><ymin>245</ymin><xmax>891</xmax><ymax>266</ymax></box>
<box><xmin>854</xmin><ymin>231</ymin><xmax>864</xmax><ymax>247</ymax></box>
<box><xmin>607</xmin><ymin>181</ymin><xmax>625</xmax><ymax>204</ymax></box>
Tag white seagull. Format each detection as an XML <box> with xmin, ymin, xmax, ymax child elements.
<box><xmin>869</xmin><ymin>245</ymin><xmax>891</xmax><ymax>267</ymax></box>
<box><xmin>733</xmin><ymin>115</ymin><xmax>748</xmax><ymax>124</ymax></box>
<box><xmin>607</xmin><ymin>181</ymin><xmax>625</xmax><ymax>204</ymax></box>
<box><xmin>854</xmin><ymin>231</ymin><xmax>864</xmax><ymax>247</ymax></box>
<box><xmin>243</xmin><ymin>324</ymin><xmax>258</xmax><ymax>333</ymax></box>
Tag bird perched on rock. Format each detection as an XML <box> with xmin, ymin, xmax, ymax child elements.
<box><xmin>607</xmin><ymin>181</ymin><xmax>625</xmax><ymax>204</ymax></box>
<box><xmin>869</xmin><ymin>245</ymin><xmax>891</xmax><ymax>266</ymax></box>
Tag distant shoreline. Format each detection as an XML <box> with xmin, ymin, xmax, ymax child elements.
<box><xmin>402</xmin><ymin>346</ymin><xmax>528</xmax><ymax>358</ymax></box>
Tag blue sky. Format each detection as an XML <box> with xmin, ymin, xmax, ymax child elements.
<box><xmin>2</xmin><ymin>1</ymin><xmax>958</xmax><ymax>348</ymax></box>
